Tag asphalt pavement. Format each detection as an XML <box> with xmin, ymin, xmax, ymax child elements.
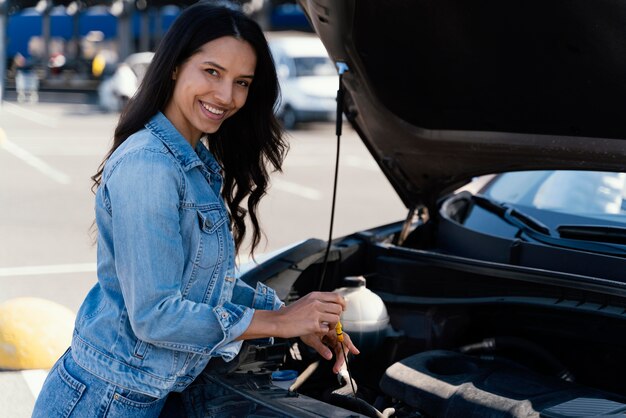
<box><xmin>0</xmin><ymin>97</ymin><xmax>405</xmax><ymax>416</ymax></box>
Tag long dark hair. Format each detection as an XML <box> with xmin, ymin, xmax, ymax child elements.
<box><xmin>92</xmin><ymin>1</ymin><xmax>287</xmax><ymax>255</ymax></box>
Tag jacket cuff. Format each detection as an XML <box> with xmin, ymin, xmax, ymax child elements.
<box><xmin>211</xmin><ymin>302</ymin><xmax>254</xmax><ymax>361</ymax></box>
<box><xmin>252</xmin><ymin>282</ymin><xmax>284</xmax><ymax>311</ymax></box>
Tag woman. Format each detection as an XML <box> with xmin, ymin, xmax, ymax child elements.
<box><xmin>32</xmin><ymin>3</ymin><xmax>358</xmax><ymax>417</ymax></box>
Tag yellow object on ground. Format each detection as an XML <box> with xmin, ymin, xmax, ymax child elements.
<box><xmin>92</xmin><ymin>53</ymin><xmax>106</xmax><ymax>77</ymax></box>
<box><xmin>0</xmin><ymin>298</ymin><xmax>75</xmax><ymax>370</ymax></box>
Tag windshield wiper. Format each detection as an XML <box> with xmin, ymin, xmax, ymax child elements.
<box><xmin>471</xmin><ymin>194</ymin><xmax>626</xmax><ymax>257</ymax></box>
<box><xmin>557</xmin><ymin>225</ymin><xmax>626</xmax><ymax>246</ymax></box>
<box><xmin>472</xmin><ymin>194</ymin><xmax>551</xmax><ymax>235</ymax></box>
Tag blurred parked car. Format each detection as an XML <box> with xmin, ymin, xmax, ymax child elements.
<box><xmin>268</xmin><ymin>34</ymin><xmax>338</xmax><ymax>129</ymax></box>
<box><xmin>203</xmin><ymin>1</ymin><xmax>626</xmax><ymax>418</ymax></box>
<box><xmin>98</xmin><ymin>52</ymin><xmax>153</xmax><ymax>112</ymax></box>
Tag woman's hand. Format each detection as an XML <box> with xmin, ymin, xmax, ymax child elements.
<box><xmin>238</xmin><ymin>291</ymin><xmax>351</xmax><ymax>348</ymax></box>
<box><xmin>300</xmin><ymin>329</ymin><xmax>360</xmax><ymax>373</ymax></box>
<box><xmin>274</xmin><ymin>291</ymin><xmax>346</xmax><ymax>338</ymax></box>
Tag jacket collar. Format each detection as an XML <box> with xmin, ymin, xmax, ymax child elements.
<box><xmin>145</xmin><ymin>112</ymin><xmax>222</xmax><ymax>174</ymax></box>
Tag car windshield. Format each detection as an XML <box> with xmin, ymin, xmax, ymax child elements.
<box><xmin>485</xmin><ymin>171</ymin><xmax>626</xmax><ymax>224</ymax></box>
<box><xmin>293</xmin><ymin>56</ymin><xmax>336</xmax><ymax>77</ymax></box>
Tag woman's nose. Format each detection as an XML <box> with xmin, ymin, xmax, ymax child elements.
<box><xmin>213</xmin><ymin>81</ymin><xmax>234</xmax><ymax>105</ymax></box>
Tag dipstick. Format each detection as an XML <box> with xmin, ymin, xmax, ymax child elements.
<box><xmin>336</xmin><ymin>321</ymin><xmax>357</xmax><ymax>398</ymax></box>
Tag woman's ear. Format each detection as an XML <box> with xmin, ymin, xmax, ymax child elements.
<box><xmin>172</xmin><ymin>67</ymin><xmax>178</xmax><ymax>80</ymax></box>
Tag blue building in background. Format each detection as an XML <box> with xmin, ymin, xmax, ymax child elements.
<box><xmin>1</xmin><ymin>0</ymin><xmax>311</xmax><ymax>94</ymax></box>
<box><xmin>7</xmin><ymin>1</ymin><xmax>309</xmax><ymax>59</ymax></box>
<box><xmin>7</xmin><ymin>5</ymin><xmax>181</xmax><ymax>59</ymax></box>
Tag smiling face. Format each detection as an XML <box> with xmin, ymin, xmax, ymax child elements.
<box><xmin>164</xmin><ymin>36</ymin><xmax>257</xmax><ymax>145</ymax></box>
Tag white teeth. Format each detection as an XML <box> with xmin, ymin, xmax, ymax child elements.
<box><xmin>201</xmin><ymin>102</ymin><xmax>225</xmax><ymax>115</ymax></box>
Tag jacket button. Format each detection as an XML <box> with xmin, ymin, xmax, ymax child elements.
<box><xmin>221</xmin><ymin>312</ymin><xmax>228</xmax><ymax>319</ymax></box>
<box><xmin>262</xmin><ymin>287</ymin><xmax>267</xmax><ymax>294</ymax></box>
<box><xmin>204</xmin><ymin>219</ymin><xmax>212</xmax><ymax>229</ymax></box>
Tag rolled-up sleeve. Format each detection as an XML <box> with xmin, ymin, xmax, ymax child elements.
<box><xmin>226</xmin><ymin>279</ymin><xmax>284</xmax><ymax>348</ymax></box>
<box><xmin>105</xmin><ymin>149</ymin><xmax>252</xmax><ymax>356</ymax></box>
<box><xmin>210</xmin><ymin>302</ymin><xmax>255</xmax><ymax>360</ymax></box>
<box><xmin>231</xmin><ymin>279</ymin><xmax>284</xmax><ymax>311</ymax></box>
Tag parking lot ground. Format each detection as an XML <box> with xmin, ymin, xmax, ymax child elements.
<box><xmin>0</xmin><ymin>370</ymin><xmax>46</xmax><ymax>417</ymax></box>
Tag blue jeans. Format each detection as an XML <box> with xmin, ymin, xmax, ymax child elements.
<box><xmin>32</xmin><ymin>349</ymin><xmax>167</xmax><ymax>417</ymax></box>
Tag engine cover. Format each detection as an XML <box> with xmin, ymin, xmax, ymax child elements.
<box><xmin>380</xmin><ymin>350</ymin><xmax>626</xmax><ymax>418</ymax></box>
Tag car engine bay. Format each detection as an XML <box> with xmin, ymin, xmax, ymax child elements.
<box><xmin>227</xmin><ymin>228</ymin><xmax>626</xmax><ymax>418</ymax></box>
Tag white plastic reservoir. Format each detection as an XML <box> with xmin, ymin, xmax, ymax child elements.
<box><xmin>334</xmin><ymin>276</ymin><xmax>389</xmax><ymax>353</ymax></box>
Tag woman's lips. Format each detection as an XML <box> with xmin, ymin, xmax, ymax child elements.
<box><xmin>199</xmin><ymin>100</ymin><xmax>227</xmax><ymax>120</ymax></box>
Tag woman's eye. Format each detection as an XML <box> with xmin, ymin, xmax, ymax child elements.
<box><xmin>237</xmin><ymin>80</ymin><xmax>250</xmax><ymax>88</ymax></box>
<box><xmin>205</xmin><ymin>68</ymin><xmax>219</xmax><ymax>76</ymax></box>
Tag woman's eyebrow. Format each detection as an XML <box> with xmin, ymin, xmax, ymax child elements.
<box><xmin>203</xmin><ymin>61</ymin><xmax>255</xmax><ymax>79</ymax></box>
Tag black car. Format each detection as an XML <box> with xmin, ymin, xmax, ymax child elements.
<box><xmin>199</xmin><ymin>1</ymin><xmax>626</xmax><ymax>417</ymax></box>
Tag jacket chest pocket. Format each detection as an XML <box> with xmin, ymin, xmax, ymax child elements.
<box><xmin>197</xmin><ymin>207</ymin><xmax>228</xmax><ymax>235</ymax></box>
<box><xmin>183</xmin><ymin>207</ymin><xmax>229</xmax><ymax>303</ymax></box>
<box><xmin>195</xmin><ymin>207</ymin><xmax>228</xmax><ymax>269</ymax></box>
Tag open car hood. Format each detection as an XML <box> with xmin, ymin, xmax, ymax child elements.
<box><xmin>297</xmin><ymin>0</ymin><xmax>626</xmax><ymax>209</ymax></box>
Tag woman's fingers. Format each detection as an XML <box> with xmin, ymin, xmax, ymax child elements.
<box><xmin>341</xmin><ymin>332</ymin><xmax>360</xmax><ymax>355</ymax></box>
<box><xmin>306</xmin><ymin>291</ymin><xmax>346</xmax><ymax>311</ymax></box>
<box><xmin>332</xmin><ymin>344</ymin><xmax>346</xmax><ymax>374</ymax></box>
<box><xmin>318</xmin><ymin>321</ymin><xmax>330</xmax><ymax>333</ymax></box>
<box><xmin>300</xmin><ymin>334</ymin><xmax>333</xmax><ymax>360</ymax></box>
<box><xmin>319</xmin><ymin>313</ymin><xmax>341</xmax><ymax>326</ymax></box>
<box><xmin>300</xmin><ymin>292</ymin><xmax>346</xmax><ymax>314</ymax></box>
<box><xmin>302</xmin><ymin>330</ymin><xmax>361</xmax><ymax>374</ymax></box>
<box><xmin>277</xmin><ymin>291</ymin><xmax>347</xmax><ymax>337</ymax></box>
<box><xmin>331</xmin><ymin>332</ymin><xmax>360</xmax><ymax>373</ymax></box>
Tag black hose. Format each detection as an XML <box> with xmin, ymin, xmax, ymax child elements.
<box><xmin>460</xmin><ymin>336</ymin><xmax>574</xmax><ymax>382</ymax></box>
<box><xmin>328</xmin><ymin>391</ymin><xmax>395</xmax><ymax>418</ymax></box>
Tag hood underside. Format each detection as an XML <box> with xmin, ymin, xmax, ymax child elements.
<box><xmin>298</xmin><ymin>0</ymin><xmax>626</xmax><ymax>208</ymax></box>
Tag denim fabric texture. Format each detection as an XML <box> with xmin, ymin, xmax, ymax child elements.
<box><xmin>60</xmin><ymin>112</ymin><xmax>283</xmax><ymax>400</ymax></box>
<box><xmin>33</xmin><ymin>349</ymin><xmax>167</xmax><ymax>418</ymax></box>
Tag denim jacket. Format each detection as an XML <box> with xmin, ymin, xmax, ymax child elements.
<box><xmin>71</xmin><ymin>112</ymin><xmax>283</xmax><ymax>398</ymax></box>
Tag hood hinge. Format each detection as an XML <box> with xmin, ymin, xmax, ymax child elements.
<box><xmin>395</xmin><ymin>204</ymin><xmax>429</xmax><ymax>246</ymax></box>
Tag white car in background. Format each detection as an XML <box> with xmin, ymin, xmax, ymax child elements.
<box><xmin>98</xmin><ymin>52</ymin><xmax>154</xmax><ymax>112</ymax></box>
<box><xmin>268</xmin><ymin>34</ymin><xmax>338</xmax><ymax>129</ymax></box>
